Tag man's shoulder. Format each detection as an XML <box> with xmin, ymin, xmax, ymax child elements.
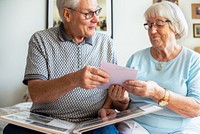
<box><xmin>94</xmin><ymin>32</ymin><xmax>112</xmax><ymax>40</ymax></box>
<box><xmin>29</xmin><ymin>27</ymin><xmax>60</xmax><ymax>46</ymax></box>
<box><xmin>32</xmin><ymin>27</ymin><xmax>59</xmax><ymax>38</ymax></box>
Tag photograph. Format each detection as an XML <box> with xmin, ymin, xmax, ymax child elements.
<box><xmin>192</xmin><ymin>4</ymin><xmax>200</xmax><ymax>19</ymax></box>
<box><xmin>47</xmin><ymin>0</ymin><xmax>113</xmax><ymax>38</ymax></box>
<box><xmin>193</xmin><ymin>23</ymin><xmax>200</xmax><ymax>38</ymax></box>
<box><xmin>153</xmin><ymin>0</ymin><xmax>178</xmax><ymax>5</ymax></box>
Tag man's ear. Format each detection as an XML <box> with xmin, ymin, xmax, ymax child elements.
<box><xmin>63</xmin><ymin>7</ymin><xmax>71</xmax><ymax>22</ymax></box>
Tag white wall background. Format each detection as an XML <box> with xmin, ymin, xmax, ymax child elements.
<box><xmin>113</xmin><ymin>0</ymin><xmax>200</xmax><ymax>66</ymax></box>
<box><xmin>0</xmin><ymin>0</ymin><xmax>46</xmax><ymax>107</ymax></box>
<box><xmin>0</xmin><ymin>0</ymin><xmax>199</xmax><ymax>107</ymax></box>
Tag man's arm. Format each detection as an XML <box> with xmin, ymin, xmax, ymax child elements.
<box><xmin>28</xmin><ymin>66</ymin><xmax>109</xmax><ymax>103</ymax></box>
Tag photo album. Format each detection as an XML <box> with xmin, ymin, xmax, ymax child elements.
<box><xmin>0</xmin><ymin>104</ymin><xmax>162</xmax><ymax>134</ymax></box>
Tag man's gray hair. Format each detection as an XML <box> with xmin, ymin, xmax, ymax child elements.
<box><xmin>56</xmin><ymin>0</ymin><xmax>80</xmax><ymax>21</ymax></box>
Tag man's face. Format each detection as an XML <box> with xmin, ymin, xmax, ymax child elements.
<box><xmin>64</xmin><ymin>0</ymin><xmax>100</xmax><ymax>38</ymax></box>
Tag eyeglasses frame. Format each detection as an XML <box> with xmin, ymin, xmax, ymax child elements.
<box><xmin>67</xmin><ymin>7</ymin><xmax>102</xmax><ymax>20</ymax></box>
<box><xmin>144</xmin><ymin>19</ymin><xmax>171</xmax><ymax>30</ymax></box>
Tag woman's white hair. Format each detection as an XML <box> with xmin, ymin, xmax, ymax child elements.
<box><xmin>144</xmin><ymin>1</ymin><xmax>188</xmax><ymax>39</ymax></box>
<box><xmin>56</xmin><ymin>0</ymin><xmax>80</xmax><ymax>21</ymax></box>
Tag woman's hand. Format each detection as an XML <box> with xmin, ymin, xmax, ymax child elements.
<box><xmin>123</xmin><ymin>80</ymin><xmax>159</xmax><ymax>98</ymax></box>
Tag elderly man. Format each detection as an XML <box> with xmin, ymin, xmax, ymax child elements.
<box><xmin>3</xmin><ymin>0</ymin><xmax>119</xmax><ymax>133</ymax></box>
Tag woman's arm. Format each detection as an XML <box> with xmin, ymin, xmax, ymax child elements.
<box><xmin>123</xmin><ymin>80</ymin><xmax>200</xmax><ymax>118</ymax></box>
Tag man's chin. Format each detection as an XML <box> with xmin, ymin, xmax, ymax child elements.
<box><xmin>86</xmin><ymin>31</ymin><xmax>95</xmax><ymax>37</ymax></box>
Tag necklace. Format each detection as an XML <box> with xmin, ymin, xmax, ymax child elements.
<box><xmin>156</xmin><ymin>62</ymin><xmax>163</xmax><ymax>71</ymax></box>
<box><xmin>152</xmin><ymin>45</ymin><xmax>181</xmax><ymax>71</ymax></box>
<box><xmin>154</xmin><ymin>48</ymin><xmax>176</xmax><ymax>71</ymax></box>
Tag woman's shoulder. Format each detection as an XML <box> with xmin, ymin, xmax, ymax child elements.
<box><xmin>182</xmin><ymin>47</ymin><xmax>200</xmax><ymax>59</ymax></box>
<box><xmin>126</xmin><ymin>47</ymin><xmax>150</xmax><ymax>66</ymax></box>
<box><xmin>181</xmin><ymin>47</ymin><xmax>200</xmax><ymax>68</ymax></box>
<box><xmin>129</xmin><ymin>47</ymin><xmax>150</xmax><ymax>58</ymax></box>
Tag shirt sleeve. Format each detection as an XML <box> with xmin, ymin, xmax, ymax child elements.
<box><xmin>23</xmin><ymin>33</ymin><xmax>48</xmax><ymax>85</ymax></box>
<box><xmin>187</xmin><ymin>53</ymin><xmax>200</xmax><ymax>103</ymax></box>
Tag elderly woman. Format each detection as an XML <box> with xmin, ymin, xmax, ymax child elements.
<box><xmin>109</xmin><ymin>1</ymin><xmax>200</xmax><ymax>134</ymax></box>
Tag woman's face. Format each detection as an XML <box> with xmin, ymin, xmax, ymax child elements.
<box><xmin>147</xmin><ymin>17</ymin><xmax>176</xmax><ymax>49</ymax></box>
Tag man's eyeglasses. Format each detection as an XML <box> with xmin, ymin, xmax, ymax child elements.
<box><xmin>68</xmin><ymin>7</ymin><xmax>102</xmax><ymax>20</ymax></box>
<box><xmin>143</xmin><ymin>19</ymin><xmax>171</xmax><ymax>30</ymax></box>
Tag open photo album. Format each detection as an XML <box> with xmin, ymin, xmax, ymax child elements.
<box><xmin>0</xmin><ymin>103</ymin><xmax>162</xmax><ymax>134</ymax></box>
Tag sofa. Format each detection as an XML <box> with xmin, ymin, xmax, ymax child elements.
<box><xmin>0</xmin><ymin>91</ymin><xmax>32</xmax><ymax>134</ymax></box>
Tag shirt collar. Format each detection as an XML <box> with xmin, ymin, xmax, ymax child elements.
<box><xmin>58</xmin><ymin>23</ymin><xmax>93</xmax><ymax>45</ymax></box>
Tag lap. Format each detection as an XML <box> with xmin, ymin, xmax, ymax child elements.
<box><xmin>173</xmin><ymin>131</ymin><xmax>200</xmax><ymax>134</ymax></box>
<box><xmin>84</xmin><ymin>125</ymin><xmax>118</xmax><ymax>134</ymax></box>
<box><xmin>115</xmin><ymin>120</ymin><xmax>150</xmax><ymax>134</ymax></box>
<box><xmin>4</xmin><ymin>124</ymin><xmax>118</xmax><ymax>134</ymax></box>
<box><xmin>116</xmin><ymin>120</ymin><xmax>200</xmax><ymax>134</ymax></box>
<box><xmin>3</xmin><ymin>124</ymin><xmax>45</xmax><ymax>134</ymax></box>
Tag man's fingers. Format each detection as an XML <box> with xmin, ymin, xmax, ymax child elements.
<box><xmin>90</xmin><ymin>67</ymin><xmax>109</xmax><ymax>78</ymax></box>
<box><xmin>90</xmin><ymin>75</ymin><xmax>109</xmax><ymax>83</ymax></box>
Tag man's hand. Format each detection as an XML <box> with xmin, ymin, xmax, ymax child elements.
<box><xmin>98</xmin><ymin>108</ymin><xmax>117</xmax><ymax>120</ymax></box>
<box><xmin>73</xmin><ymin>66</ymin><xmax>109</xmax><ymax>89</ymax></box>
